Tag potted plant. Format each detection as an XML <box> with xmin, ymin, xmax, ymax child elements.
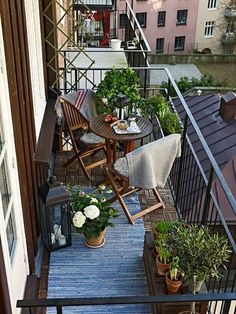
<box><xmin>155</xmin><ymin>234</ymin><xmax>172</xmax><ymax>276</ymax></box>
<box><xmin>96</xmin><ymin>67</ymin><xmax>141</xmax><ymax>114</ymax></box>
<box><xmin>173</xmin><ymin>224</ymin><xmax>231</xmax><ymax>314</ymax></box>
<box><xmin>165</xmin><ymin>256</ymin><xmax>183</xmax><ymax>293</ymax></box>
<box><xmin>153</xmin><ymin>220</ymin><xmax>171</xmax><ymax>240</ymax></box>
<box><xmin>158</xmin><ymin>110</ymin><xmax>182</xmax><ymax>135</ymax></box>
<box><xmin>69</xmin><ymin>185</ymin><xmax>119</xmax><ymax>248</ymax></box>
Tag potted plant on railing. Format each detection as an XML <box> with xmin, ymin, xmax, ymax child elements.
<box><xmin>96</xmin><ymin>67</ymin><xmax>141</xmax><ymax>115</ymax></box>
<box><xmin>165</xmin><ymin>256</ymin><xmax>183</xmax><ymax>293</ymax></box>
<box><xmin>155</xmin><ymin>234</ymin><xmax>172</xmax><ymax>276</ymax></box>
<box><xmin>173</xmin><ymin>224</ymin><xmax>231</xmax><ymax>314</ymax></box>
<box><xmin>69</xmin><ymin>185</ymin><xmax>119</xmax><ymax>248</ymax></box>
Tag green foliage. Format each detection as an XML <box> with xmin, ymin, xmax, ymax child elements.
<box><xmin>137</xmin><ymin>95</ymin><xmax>168</xmax><ymax>118</ymax></box>
<box><xmin>159</xmin><ymin>111</ymin><xmax>183</xmax><ymax>135</ymax></box>
<box><xmin>169</xmin><ymin>256</ymin><xmax>181</xmax><ymax>281</ymax></box>
<box><xmin>154</xmin><ymin>220</ymin><xmax>171</xmax><ymax>234</ymax></box>
<box><xmin>69</xmin><ymin>185</ymin><xmax>119</xmax><ymax>239</ymax></box>
<box><xmin>96</xmin><ymin>67</ymin><xmax>141</xmax><ymax>114</ymax></box>
<box><xmin>160</xmin><ymin>74</ymin><xmax>228</xmax><ymax>97</ymax></box>
<box><xmin>171</xmin><ymin>224</ymin><xmax>231</xmax><ymax>287</ymax></box>
<box><xmin>156</xmin><ymin>234</ymin><xmax>172</xmax><ymax>264</ymax></box>
<box><xmin>136</xmin><ymin>95</ymin><xmax>182</xmax><ymax>135</ymax></box>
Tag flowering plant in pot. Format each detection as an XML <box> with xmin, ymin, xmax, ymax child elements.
<box><xmin>69</xmin><ymin>185</ymin><xmax>119</xmax><ymax>248</ymax></box>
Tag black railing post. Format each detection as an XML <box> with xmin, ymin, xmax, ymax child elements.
<box><xmin>201</xmin><ymin>166</ymin><xmax>214</xmax><ymax>225</ymax></box>
<box><xmin>222</xmin><ymin>300</ymin><xmax>231</xmax><ymax>314</ymax></box>
<box><xmin>57</xmin><ymin>305</ymin><xmax>63</xmax><ymax>314</ymax></box>
<box><xmin>174</xmin><ymin>113</ymin><xmax>188</xmax><ymax>211</ymax></box>
<box><xmin>167</xmin><ymin>78</ymin><xmax>171</xmax><ymax>99</ymax></box>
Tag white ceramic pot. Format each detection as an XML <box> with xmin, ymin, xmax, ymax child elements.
<box><xmin>110</xmin><ymin>39</ymin><xmax>121</xmax><ymax>50</ymax></box>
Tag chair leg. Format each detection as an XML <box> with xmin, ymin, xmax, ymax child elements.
<box><xmin>105</xmin><ymin>167</ymin><xmax>134</xmax><ymax>224</ymax></box>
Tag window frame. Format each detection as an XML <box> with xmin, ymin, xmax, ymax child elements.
<box><xmin>136</xmin><ymin>12</ymin><xmax>147</xmax><ymax>28</ymax></box>
<box><xmin>174</xmin><ymin>36</ymin><xmax>185</xmax><ymax>51</ymax></box>
<box><xmin>208</xmin><ymin>0</ymin><xmax>217</xmax><ymax>9</ymax></box>
<box><xmin>176</xmin><ymin>9</ymin><xmax>188</xmax><ymax>25</ymax></box>
<box><xmin>156</xmin><ymin>38</ymin><xmax>164</xmax><ymax>53</ymax></box>
<box><xmin>204</xmin><ymin>21</ymin><xmax>215</xmax><ymax>37</ymax></box>
<box><xmin>157</xmin><ymin>11</ymin><xmax>166</xmax><ymax>27</ymax></box>
<box><xmin>119</xmin><ymin>13</ymin><xmax>127</xmax><ymax>28</ymax></box>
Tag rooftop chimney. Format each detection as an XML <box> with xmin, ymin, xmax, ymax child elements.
<box><xmin>220</xmin><ymin>91</ymin><xmax>236</xmax><ymax>120</ymax></box>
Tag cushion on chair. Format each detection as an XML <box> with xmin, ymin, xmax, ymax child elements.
<box><xmin>114</xmin><ymin>157</ymin><xmax>129</xmax><ymax>177</ymax></box>
<box><xmin>81</xmin><ymin>132</ymin><xmax>105</xmax><ymax>145</ymax></box>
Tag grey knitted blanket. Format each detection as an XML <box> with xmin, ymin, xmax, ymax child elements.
<box><xmin>126</xmin><ymin>134</ymin><xmax>181</xmax><ymax>189</ymax></box>
<box><xmin>55</xmin><ymin>89</ymin><xmax>97</xmax><ymax>125</ymax></box>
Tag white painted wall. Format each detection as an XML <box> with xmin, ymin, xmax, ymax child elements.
<box><xmin>24</xmin><ymin>0</ymin><xmax>46</xmax><ymax>141</ymax></box>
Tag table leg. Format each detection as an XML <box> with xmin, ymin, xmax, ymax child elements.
<box><xmin>124</xmin><ymin>140</ymin><xmax>135</xmax><ymax>154</ymax></box>
<box><xmin>113</xmin><ymin>140</ymin><xmax>117</xmax><ymax>163</ymax></box>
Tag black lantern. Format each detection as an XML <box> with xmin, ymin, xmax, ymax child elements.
<box><xmin>111</xmin><ymin>93</ymin><xmax>130</xmax><ymax>119</ymax></box>
<box><xmin>39</xmin><ymin>183</ymin><xmax>72</xmax><ymax>251</ymax></box>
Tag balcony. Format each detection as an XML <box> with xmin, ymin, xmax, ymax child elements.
<box><xmin>222</xmin><ymin>32</ymin><xmax>236</xmax><ymax>44</ymax></box>
<box><xmin>17</xmin><ymin>1</ymin><xmax>236</xmax><ymax>313</ymax></box>
<box><xmin>225</xmin><ymin>6</ymin><xmax>236</xmax><ymax>18</ymax></box>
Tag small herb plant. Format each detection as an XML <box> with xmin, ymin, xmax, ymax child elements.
<box><xmin>169</xmin><ymin>256</ymin><xmax>181</xmax><ymax>281</ymax></box>
<box><xmin>154</xmin><ymin>220</ymin><xmax>171</xmax><ymax>234</ymax></box>
<box><xmin>156</xmin><ymin>234</ymin><xmax>172</xmax><ymax>264</ymax></box>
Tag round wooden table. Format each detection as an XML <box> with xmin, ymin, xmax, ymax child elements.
<box><xmin>90</xmin><ymin>114</ymin><xmax>153</xmax><ymax>164</ymax></box>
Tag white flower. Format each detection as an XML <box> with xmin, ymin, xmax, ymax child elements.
<box><xmin>84</xmin><ymin>205</ymin><xmax>100</xmax><ymax>220</ymax></box>
<box><xmin>73</xmin><ymin>211</ymin><xmax>86</xmax><ymax>228</ymax></box>
<box><xmin>106</xmin><ymin>189</ymin><xmax>113</xmax><ymax>194</ymax></box>
<box><xmin>98</xmin><ymin>184</ymin><xmax>106</xmax><ymax>190</ymax></box>
<box><xmin>90</xmin><ymin>197</ymin><xmax>98</xmax><ymax>204</ymax></box>
<box><xmin>101</xmin><ymin>197</ymin><xmax>106</xmax><ymax>202</ymax></box>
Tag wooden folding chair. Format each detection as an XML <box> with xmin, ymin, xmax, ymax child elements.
<box><xmin>60</xmin><ymin>99</ymin><xmax>107</xmax><ymax>180</ymax></box>
<box><xmin>105</xmin><ymin>163</ymin><xmax>165</xmax><ymax>225</ymax></box>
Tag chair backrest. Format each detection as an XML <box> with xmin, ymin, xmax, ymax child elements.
<box><xmin>60</xmin><ymin>99</ymin><xmax>88</xmax><ymax>154</ymax></box>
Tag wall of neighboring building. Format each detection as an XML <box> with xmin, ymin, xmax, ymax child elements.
<box><xmin>117</xmin><ymin>0</ymin><xmax>199</xmax><ymax>54</ymax></box>
<box><xmin>195</xmin><ymin>0</ymin><xmax>234</xmax><ymax>54</ymax></box>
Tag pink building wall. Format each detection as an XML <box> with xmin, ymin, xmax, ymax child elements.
<box><xmin>117</xmin><ymin>0</ymin><xmax>199</xmax><ymax>54</ymax></box>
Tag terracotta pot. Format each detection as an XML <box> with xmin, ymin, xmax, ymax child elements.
<box><xmin>153</xmin><ymin>229</ymin><xmax>160</xmax><ymax>240</ymax></box>
<box><xmin>155</xmin><ymin>255</ymin><xmax>172</xmax><ymax>276</ymax></box>
<box><xmin>85</xmin><ymin>229</ymin><xmax>106</xmax><ymax>248</ymax></box>
<box><xmin>165</xmin><ymin>272</ymin><xmax>182</xmax><ymax>293</ymax></box>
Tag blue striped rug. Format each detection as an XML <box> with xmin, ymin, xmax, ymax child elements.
<box><xmin>47</xmin><ymin>192</ymin><xmax>151</xmax><ymax>314</ymax></box>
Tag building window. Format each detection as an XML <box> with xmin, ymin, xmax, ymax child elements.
<box><xmin>208</xmin><ymin>0</ymin><xmax>217</xmax><ymax>9</ymax></box>
<box><xmin>157</xmin><ymin>11</ymin><xmax>166</xmax><ymax>27</ymax></box>
<box><xmin>204</xmin><ymin>21</ymin><xmax>215</xmax><ymax>37</ymax></box>
<box><xmin>136</xmin><ymin>12</ymin><xmax>147</xmax><ymax>28</ymax></box>
<box><xmin>174</xmin><ymin>36</ymin><xmax>185</xmax><ymax>51</ymax></box>
<box><xmin>156</xmin><ymin>38</ymin><xmax>164</xmax><ymax>52</ymax></box>
<box><xmin>176</xmin><ymin>10</ymin><xmax>188</xmax><ymax>25</ymax></box>
<box><xmin>119</xmin><ymin>13</ymin><xmax>127</xmax><ymax>28</ymax></box>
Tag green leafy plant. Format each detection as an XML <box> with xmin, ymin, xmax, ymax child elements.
<box><xmin>171</xmin><ymin>224</ymin><xmax>231</xmax><ymax>314</ymax></box>
<box><xmin>160</xmin><ymin>74</ymin><xmax>228</xmax><ymax>97</ymax></box>
<box><xmin>158</xmin><ymin>110</ymin><xmax>183</xmax><ymax>135</ymax></box>
<box><xmin>96</xmin><ymin>67</ymin><xmax>141</xmax><ymax>114</ymax></box>
<box><xmin>69</xmin><ymin>185</ymin><xmax>119</xmax><ymax>239</ymax></box>
<box><xmin>154</xmin><ymin>220</ymin><xmax>171</xmax><ymax>234</ymax></box>
<box><xmin>136</xmin><ymin>95</ymin><xmax>182</xmax><ymax>134</ymax></box>
<box><xmin>169</xmin><ymin>256</ymin><xmax>181</xmax><ymax>281</ymax></box>
<box><xmin>156</xmin><ymin>234</ymin><xmax>172</xmax><ymax>264</ymax></box>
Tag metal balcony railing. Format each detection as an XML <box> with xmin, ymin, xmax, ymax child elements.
<box><xmin>17</xmin><ymin>66</ymin><xmax>236</xmax><ymax>313</ymax></box>
<box><xmin>222</xmin><ymin>32</ymin><xmax>236</xmax><ymax>44</ymax></box>
<box><xmin>225</xmin><ymin>6</ymin><xmax>236</xmax><ymax>18</ymax></box>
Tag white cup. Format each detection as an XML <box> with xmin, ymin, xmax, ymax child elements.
<box><xmin>58</xmin><ymin>235</ymin><xmax>66</xmax><ymax>246</ymax></box>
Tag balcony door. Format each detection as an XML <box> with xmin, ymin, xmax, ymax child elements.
<box><xmin>0</xmin><ymin>20</ymin><xmax>29</xmax><ymax>313</ymax></box>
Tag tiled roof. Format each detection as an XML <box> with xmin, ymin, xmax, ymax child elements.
<box><xmin>175</xmin><ymin>93</ymin><xmax>236</xmax><ymax>172</ymax></box>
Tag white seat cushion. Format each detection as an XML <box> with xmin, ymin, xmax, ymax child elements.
<box><xmin>114</xmin><ymin>157</ymin><xmax>129</xmax><ymax>177</ymax></box>
<box><xmin>81</xmin><ymin>133</ymin><xmax>105</xmax><ymax>145</ymax></box>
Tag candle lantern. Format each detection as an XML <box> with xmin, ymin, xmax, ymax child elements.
<box><xmin>38</xmin><ymin>183</ymin><xmax>72</xmax><ymax>252</ymax></box>
<box><xmin>111</xmin><ymin>93</ymin><xmax>130</xmax><ymax>119</ymax></box>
